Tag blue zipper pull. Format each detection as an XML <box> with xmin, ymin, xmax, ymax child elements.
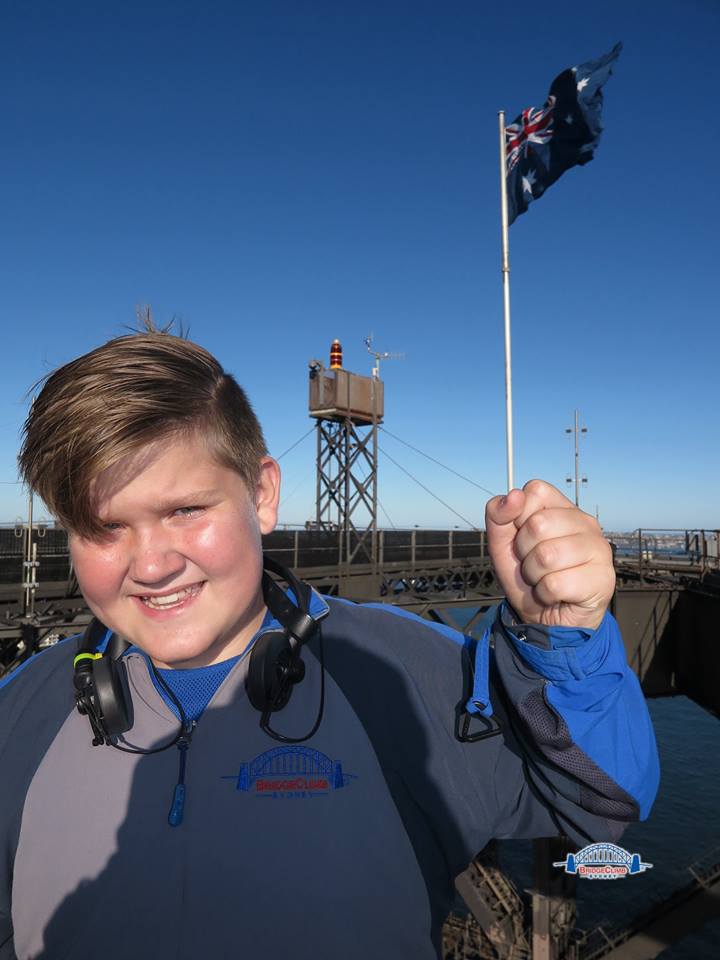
<box><xmin>168</xmin><ymin>721</ymin><xmax>196</xmax><ymax>827</ymax></box>
<box><xmin>168</xmin><ymin>782</ymin><xmax>186</xmax><ymax>828</ymax></box>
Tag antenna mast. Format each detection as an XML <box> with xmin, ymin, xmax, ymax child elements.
<box><xmin>364</xmin><ymin>334</ymin><xmax>404</xmax><ymax>380</ymax></box>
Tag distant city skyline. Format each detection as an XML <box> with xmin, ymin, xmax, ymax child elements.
<box><xmin>2</xmin><ymin>1</ymin><xmax>718</xmax><ymax>531</ymax></box>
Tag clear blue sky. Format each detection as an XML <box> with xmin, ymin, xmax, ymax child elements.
<box><xmin>1</xmin><ymin>0</ymin><xmax>718</xmax><ymax>532</ymax></box>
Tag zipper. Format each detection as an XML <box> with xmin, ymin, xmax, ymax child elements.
<box><xmin>168</xmin><ymin>720</ymin><xmax>196</xmax><ymax>827</ymax></box>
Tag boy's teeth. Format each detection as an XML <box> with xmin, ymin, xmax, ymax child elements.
<box><xmin>142</xmin><ymin>584</ymin><xmax>200</xmax><ymax>608</ymax></box>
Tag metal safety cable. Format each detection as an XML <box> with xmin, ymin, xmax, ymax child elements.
<box><xmin>378</xmin><ymin>445</ymin><xmax>481</xmax><ymax>531</ymax></box>
<box><xmin>276</xmin><ymin>425</ymin><xmax>316</xmax><ymax>461</ymax></box>
<box><xmin>379</xmin><ymin>427</ymin><xmax>496</xmax><ymax>496</ymax></box>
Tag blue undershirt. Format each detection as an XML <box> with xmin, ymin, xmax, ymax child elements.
<box><xmin>151</xmin><ymin>609</ymin><xmax>274</xmax><ymax>722</ymax></box>
<box><xmin>155</xmin><ymin>656</ymin><xmax>241</xmax><ymax>722</ymax></box>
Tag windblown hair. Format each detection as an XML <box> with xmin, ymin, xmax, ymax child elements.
<box><xmin>18</xmin><ymin>330</ymin><xmax>268</xmax><ymax>538</ymax></box>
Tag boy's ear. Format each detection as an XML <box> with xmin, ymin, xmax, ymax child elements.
<box><xmin>255</xmin><ymin>457</ymin><xmax>281</xmax><ymax>535</ymax></box>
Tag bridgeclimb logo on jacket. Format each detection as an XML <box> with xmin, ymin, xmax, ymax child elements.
<box><xmin>553</xmin><ymin>842</ymin><xmax>653</xmax><ymax>879</ymax></box>
<box><xmin>221</xmin><ymin>745</ymin><xmax>356</xmax><ymax>799</ymax></box>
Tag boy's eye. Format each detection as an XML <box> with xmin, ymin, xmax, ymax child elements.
<box><xmin>174</xmin><ymin>505</ymin><xmax>204</xmax><ymax>517</ymax></box>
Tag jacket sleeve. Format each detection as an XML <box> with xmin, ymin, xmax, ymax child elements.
<box><xmin>489</xmin><ymin>603</ymin><xmax>659</xmax><ymax>847</ymax></box>
<box><xmin>0</xmin><ymin>641</ymin><xmax>78</xmax><ymax>959</ymax></box>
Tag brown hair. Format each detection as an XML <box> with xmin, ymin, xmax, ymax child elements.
<box><xmin>18</xmin><ymin>331</ymin><xmax>268</xmax><ymax>538</ymax></box>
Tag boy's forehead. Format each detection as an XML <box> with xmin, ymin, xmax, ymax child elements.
<box><xmin>89</xmin><ymin>434</ymin><xmax>245</xmax><ymax>512</ymax></box>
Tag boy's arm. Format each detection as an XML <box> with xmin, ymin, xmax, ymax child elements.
<box><xmin>489</xmin><ymin>604</ymin><xmax>659</xmax><ymax>844</ymax></box>
<box><xmin>483</xmin><ymin>480</ymin><xmax>659</xmax><ymax>845</ymax></box>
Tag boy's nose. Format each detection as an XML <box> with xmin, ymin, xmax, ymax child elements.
<box><xmin>130</xmin><ymin>533</ymin><xmax>185</xmax><ymax>585</ymax></box>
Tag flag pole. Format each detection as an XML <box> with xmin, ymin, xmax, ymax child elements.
<box><xmin>498</xmin><ymin>110</ymin><xmax>514</xmax><ymax>491</ymax></box>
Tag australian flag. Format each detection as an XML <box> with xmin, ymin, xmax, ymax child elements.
<box><xmin>506</xmin><ymin>43</ymin><xmax>622</xmax><ymax>224</ymax></box>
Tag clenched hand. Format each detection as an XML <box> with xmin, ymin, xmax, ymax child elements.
<box><xmin>485</xmin><ymin>479</ymin><xmax>615</xmax><ymax>630</ymax></box>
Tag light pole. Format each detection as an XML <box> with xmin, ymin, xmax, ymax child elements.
<box><xmin>565</xmin><ymin>410</ymin><xmax>587</xmax><ymax>508</ymax></box>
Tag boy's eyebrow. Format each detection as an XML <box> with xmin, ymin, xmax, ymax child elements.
<box><xmin>154</xmin><ymin>489</ymin><xmax>224</xmax><ymax>512</ymax></box>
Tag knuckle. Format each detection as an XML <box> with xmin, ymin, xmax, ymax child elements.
<box><xmin>540</xmin><ymin>570</ymin><xmax>562</xmax><ymax>598</ymax></box>
<box><xmin>524</xmin><ymin>478</ymin><xmax>546</xmax><ymax>498</ymax></box>
<box><xmin>526</xmin><ymin>512</ymin><xmax>548</xmax><ymax>540</ymax></box>
<box><xmin>520</xmin><ymin>557</ymin><xmax>537</xmax><ymax>586</ymax></box>
<box><xmin>535</xmin><ymin>540</ymin><xmax>556</xmax><ymax>570</ymax></box>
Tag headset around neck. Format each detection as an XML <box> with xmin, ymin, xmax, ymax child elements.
<box><xmin>72</xmin><ymin>555</ymin><xmax>325</xmax><ymax>751</ymax></box>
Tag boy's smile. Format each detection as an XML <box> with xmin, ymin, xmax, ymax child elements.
<box><xmin>69</xmin><ymin>434</ymin><xmax>280</xmax><ymax>669</ymax></box>
<box><xmin>134</xmin><ymin>580</ymin><xmax>206</xmax><ymax>614</ymax></box>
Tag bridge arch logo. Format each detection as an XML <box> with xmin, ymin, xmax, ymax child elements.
<box><xmin>553</xmin><ymin>842</ymin><xmax>653</xmax><ymax>879</ymax></box>
<box><xmin>222</xmin><ymin>745</ymin><xmax>356</xmax><ymax>799</ymax></box>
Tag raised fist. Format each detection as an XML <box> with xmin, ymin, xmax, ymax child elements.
<box><xmin>485</xmin><ymin>479</ymin><xmax>614</xmax><ymax>630</ymax></box>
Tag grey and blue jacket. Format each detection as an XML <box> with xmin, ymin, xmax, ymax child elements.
<box><xmin>0</xmin><ymin>595</ymin><xmax>659</xmax><ymax>960</ymax></box>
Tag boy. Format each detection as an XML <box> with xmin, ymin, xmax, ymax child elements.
<box><xmin>1</xmin><ymin>329</ymin><xmax>658</xmax><ymax>960</ymax></box>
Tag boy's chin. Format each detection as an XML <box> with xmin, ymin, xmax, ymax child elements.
<box><xmin>137</xmin><ymin>632</ymin><xmax>219</xmax><ymax>669</ymax></box>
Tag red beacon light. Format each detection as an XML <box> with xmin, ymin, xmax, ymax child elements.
<box><xmin>330</xmin><ymin>339</ymin><xmax>343</xmax><ymax>370</ymax></box>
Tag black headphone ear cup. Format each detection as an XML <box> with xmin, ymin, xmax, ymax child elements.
<box><xmin>92</xmin><ymin>655</ymin><xmax>133</xmax><ymax>737</ymax></box>
<box><xmin>247</xmin><ymin>631</ymin><xmax>302</xmax><ymax>714</ymax></box>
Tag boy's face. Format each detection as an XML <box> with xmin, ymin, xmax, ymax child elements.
<box><xmin>69</xmin><ymin>434</ymin><xmax>280</xmax><ymax>669</ymax></box>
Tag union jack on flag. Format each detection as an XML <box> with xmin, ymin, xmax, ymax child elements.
<box><xmin>506</xmin><ymin>97</ymin><xmax>556</xmax><ymax>174</ymax></box>
<box><xmin>505</xmin><ymin>44</ymin><xmax>622</xmax><ymax>225</ymax></box>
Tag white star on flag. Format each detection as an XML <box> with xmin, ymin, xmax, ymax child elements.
<box><xmin>577</xmin><ymin>76</ymin><xmax>589</xmax><ymax>92</ymax></box>
<box><xmin>522</xmin><ymin>170</ymin><xmax>537</xmax><ymax>195</ymax></box>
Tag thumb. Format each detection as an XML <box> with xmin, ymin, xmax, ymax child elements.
<box><xmin>485</xmin><ymin>488</ymin><xmax>526</xmax><ymax>591</ymax></box>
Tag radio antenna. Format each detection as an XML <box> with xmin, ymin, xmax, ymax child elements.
<box><xmin>364</xmin><ymin>334</ymin><xmax>404</xmax><ymax>379</ymax></box>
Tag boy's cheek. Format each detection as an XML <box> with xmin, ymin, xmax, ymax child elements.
<box><xmin>70</xmin><ymin>544</ymin><xmax>125</xmax><ymax>603</ymax></box>
<box><xmin>190</xmin><ymin>508</ymin><xmax>262</xmax><ymax>568</ymax></box>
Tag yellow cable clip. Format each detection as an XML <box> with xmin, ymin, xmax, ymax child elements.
<box><xmin>73</xmin><ymin>652</ymin><xmax>103</xmax><ymax>668</ymax></box>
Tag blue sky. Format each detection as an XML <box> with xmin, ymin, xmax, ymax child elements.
<box><xmin>1</xmin><ymin>0</ymin><xmax>718</xmax><ymax>532</ymax></box>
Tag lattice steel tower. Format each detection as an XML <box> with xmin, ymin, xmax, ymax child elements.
<box><xmin>308</xmin><ymin>340</ymin><xmax>384</xmax><ymax>567</ymax></box>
